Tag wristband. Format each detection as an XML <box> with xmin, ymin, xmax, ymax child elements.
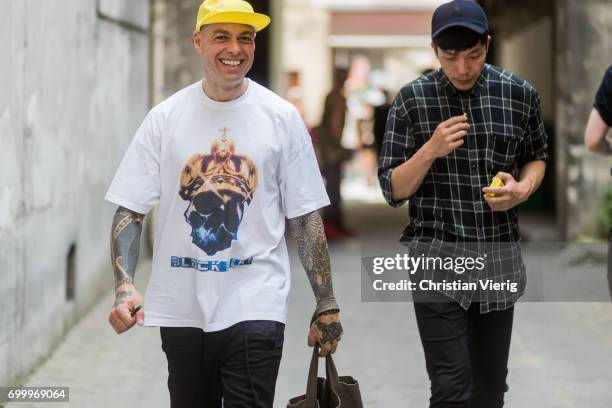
<box><xmin>311</xmin><ymin>298</ymin><xmax>339</xmax><ymax>324</ymax></box>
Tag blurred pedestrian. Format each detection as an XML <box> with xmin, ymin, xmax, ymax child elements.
<box><xmin>585</xmin><ymin>65</ymin><xmax>612</xmax><ymax>153</ymax></box>
<box><xmin>104</xmin><ymin>1</ymin><xmax>343</xmax><ymax>406</ymax></box>
<box><xmin>358</xmin><ymin>101</ymin><xmax>378</xmax><ymax>186</ymax></box>
<box><xmin>285</xmin><ymin>70</ymin><xmax>306</xmax><ymax>120</ymax></box>
<box><xmin>378</xmin><ymin>1</ymin><xmax>548</xmax><ymax>407</ymax></box>
<box><xmin>584</xmin><ymin>64</ymin><xmax>612</xmax><ymax>300</ymax></box>
<box><xmin>316</xmin><ymin>68</ymin><xmax>354</xmax><ymax>239</ymax></box>
<box><xmin>373</xmin><ymin>89</ymin><xmax>391</xmax><ymax>158</ymax></box>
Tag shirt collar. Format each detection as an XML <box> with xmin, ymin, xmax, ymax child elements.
<box><xmin>439</xmin><ymin>64</ymin><xmax>489</xmax><ymax>97</ymax></box>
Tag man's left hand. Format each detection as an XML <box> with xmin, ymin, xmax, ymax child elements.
<box><xmin>482</xmin><ymin>171</ymin><xmax>531</xmax><ymax>212</ymax></box>
<box><xmin>308</xmin><ymin>310</ymin><xmax>343</xmax><ymax>357</ymax></box>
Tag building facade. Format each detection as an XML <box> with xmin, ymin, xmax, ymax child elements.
<box><xmin>0</xmin><ymin>0</ymin><xmax>150</xmax><ymax>386</ymax></box>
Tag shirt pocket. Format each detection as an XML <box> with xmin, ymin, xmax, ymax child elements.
<box><xmin>488</xmin><ymin>123</ymin><xmax>523</xmax><ymax>172</ymax></box>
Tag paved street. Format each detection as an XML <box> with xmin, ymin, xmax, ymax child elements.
<box><xmin>4</xmin><ymin>202</ymin><xmax>612</xmax><ymax>407</ymax></box>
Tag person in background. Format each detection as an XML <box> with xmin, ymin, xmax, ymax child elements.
<box><xmin>585</xmin><ymin>65</ymin><xmax>612</xmax><ymax>153</ymax></box>
<box><xmin>584</xmin><ymin>64</ymin><xmax>612</xmax><ymax>300</ymax></box>
<box><xmin>286</xmin><ymin>70</ymin><xmax>306</xmax><ymax>121</ymax></box>
<box><xmin>317</xmin><ymin>68</ymin><xmax>354</xmax><ymax>239</ymax></box>
<box><xmin>373</xmin><ymin>89</ymin><xmax>391</xmax><ymax>159</ymax></box>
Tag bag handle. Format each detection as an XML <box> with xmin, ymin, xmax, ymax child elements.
<box><xmin>305</xmin><ymin>346</ymin><xmax>341</xmax><ymax>400</ymax></box>
<box><xmin>305</xmin><ymin>345</ymin><xmax>320</xmax><ymax>401</ymax></box>
<box><xmin>325</xmin><ymin>352</ymin><xmax>340</xmax><ymax>387</ymax></box>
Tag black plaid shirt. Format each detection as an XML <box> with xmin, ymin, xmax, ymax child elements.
<box><xmin>378</xmin><ymin>64</ymin><xmax>548</xmax><ymax>312</ymax></box>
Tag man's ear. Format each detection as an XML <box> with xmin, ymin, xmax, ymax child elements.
<box><xmin>485</xmin><ymin>35</ymin><xmax>492</xmax><ymax>53</ymax></box>
<box><xmin>431</xmin><ymin>41</ymin><xmax>438</xmax><ymax>57</ymax></box>
<box><xmin>193</xmin><ymin>30</ymin><xmax>203</xmax><ymax>55</ymax></box>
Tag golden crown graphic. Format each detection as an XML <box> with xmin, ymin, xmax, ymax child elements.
<box><xmin>179</xmin><ymin>128</ymin><xmax>258</xmax><ymax>204</ymax></box>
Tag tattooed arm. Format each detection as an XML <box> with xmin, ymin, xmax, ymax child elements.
<box><xmin>108</xmin><ymin>206</ymin><xmax>146</xmax><ymax>334</ymax></box>
<box><xmin>287</xmin><ymin>210</ymin><xmax>343</xmax><ymax>356</ymax></box>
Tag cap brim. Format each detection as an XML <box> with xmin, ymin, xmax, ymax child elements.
<box><xmin>197</xmin><ymin>11</ymin><xmax>271</xmax><ymax>32</ymax></box>
<box><xmin>432</xmin><ymin>22</ymin><xmax>487</xmax><ymax>39</ymax></box>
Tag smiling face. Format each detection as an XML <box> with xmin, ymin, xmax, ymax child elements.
<box><xmin>434</xmin><ymin>36</ymin><xmax>490</xmax><ymax>91</ymax></box>
<box><xmin>193</xmin><ymin>22</ymin><xmax>255</xmax><ymax>98</ymax></box>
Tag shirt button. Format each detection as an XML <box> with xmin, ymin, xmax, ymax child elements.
<box><xmin>471</xmin><ymin>163</ymin><xmax>477</xmax><ymax>169</ymax></box>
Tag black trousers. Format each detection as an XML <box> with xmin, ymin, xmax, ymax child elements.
<box><xmin>160</xmin><ymin>321</ymin><xmax>284</xmax><ymax>408</ymax></box>
<box><xmin>414</xmin><ymin>300</ymin><xmax>514</xmax><ymax>408</ymax></box>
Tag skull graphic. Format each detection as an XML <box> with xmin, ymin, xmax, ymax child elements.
<box><xmin>179</xmin><ymin>130</ymin><xmax>258</xmax><ymax>255</ymax></box>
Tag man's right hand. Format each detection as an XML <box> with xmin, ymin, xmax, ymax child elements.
<box><xmin>308</xmin><ymin>310</ymin><xmax>343</xmax><ymax>357</ymax></box>
<box><xmin>424</xmin><ymin>115</ymin><xmax>469</xmax><ymax>158</ymax></box>
<box><xmin>108</xmin><ymin>284</ymin><xmax>144</xmax><ymax>334</ymax></box>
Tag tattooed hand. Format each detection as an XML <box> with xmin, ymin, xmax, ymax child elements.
<box><xmin>109</xmin><ymin>206</ymin><xmax>145</xmax><ymax>334</ymax></box>
<box><xmin>108</xmin><ymin>284</ymin><xmax>145</xmax><ymax>334</ymax></box>
<box><xmin>287</xmin><ymin>211</ymin><xmax>343</xmax><ymax>356</ymax></box>
<box><xmin>308</xmin><ymin>310</ymin><xmax>343</xmax><ymax>357</ymax></box>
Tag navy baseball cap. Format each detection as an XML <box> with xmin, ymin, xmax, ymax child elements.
<box><xmin>431</xmin><ymin>0</ymin><xmax>488</xmax><ymax>39</ymax></box>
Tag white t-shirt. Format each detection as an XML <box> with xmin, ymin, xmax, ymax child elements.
<box><xmin>105</xmin><ymin>79</ymin><xmax>330</xmax><ymax>331</ymax></box>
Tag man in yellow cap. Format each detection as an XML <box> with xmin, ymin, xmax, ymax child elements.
<box><xmin>105</xmin><ymin>1</ymin><xmax>343</xmax><ymax>406</ymax></box>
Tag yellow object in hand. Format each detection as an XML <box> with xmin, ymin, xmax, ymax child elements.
<box><xmin>486</xmin><ymin>177</ymin><xmax>505</xmax><ymax>197</ymax></box>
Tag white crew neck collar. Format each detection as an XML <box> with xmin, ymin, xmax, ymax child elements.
<box><xmin>199</xmin><ymin>79</ymin><xmax>252</xmax><ymax>109</ymax></box>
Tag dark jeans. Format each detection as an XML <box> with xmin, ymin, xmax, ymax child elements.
<box><xmin>414</xmin><ymin>300</ymin><xmax>514</xmax><ymax>408</ymax></box>
<box><xmin>160</xmin><ymin>320</ymin><xmax>284</xmax><ymax>408</ymax></box>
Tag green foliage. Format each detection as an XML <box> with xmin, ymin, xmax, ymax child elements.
<box><xmin>597</xmin><ymin>186</ymin><xmax>612</xmax><ymax>234</ymax></box>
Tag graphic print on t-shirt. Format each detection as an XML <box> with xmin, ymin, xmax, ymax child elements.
<box><xmin>179</xmin><ymin>128</ymin><xmax>258</xmax><ymax>255</ymax></box>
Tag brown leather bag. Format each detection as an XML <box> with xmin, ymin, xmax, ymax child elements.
<box><xmin>287</xmin><ymin>346</ymin><xmax>363</xmax><ymax>408</ymax></box>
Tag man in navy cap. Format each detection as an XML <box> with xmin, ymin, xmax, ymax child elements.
<box><xmin>379</xmin><ymin>1</ymin><xmax>548</xmax><ymax>406</ymax></box>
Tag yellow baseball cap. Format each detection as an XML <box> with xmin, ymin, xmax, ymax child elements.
<box><xmin>195</xmin><ymin>0</ymin><xmax>271</xmax><ymax>33</ymax></box>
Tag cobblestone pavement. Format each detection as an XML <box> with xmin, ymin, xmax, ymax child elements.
<box><xmin>2</xmin><ymin>258</ymin><xmax>169</xmax><ymax>408</ymax></box>
<box><xmin>5</xmin><ymin>203</ymin><xmax>612</xmax><ymax>407</ymax></box>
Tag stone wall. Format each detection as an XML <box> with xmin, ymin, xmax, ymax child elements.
<box><xmin>0</xmin><ymin>0</ymin><xmax>150</xmax><ymax>385</ymax></box>
<box><xmin>151</xmin><ymin>0</ymin><xmax>201</xmax><ymax>103</ymax></box>
<box><xmin>556</xmin><ymin>0</ymin><xmax>612</xmax><ymax>238</ymax></box>
<box><xmin>282</xmin><ymin>0</ymin><xmax>331</xmax><ymax>127</ymax></box>
<box><xmin>483</xmin><ymin>0</ymin><xmax>612</xmax><ymax>238</ymax></box>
